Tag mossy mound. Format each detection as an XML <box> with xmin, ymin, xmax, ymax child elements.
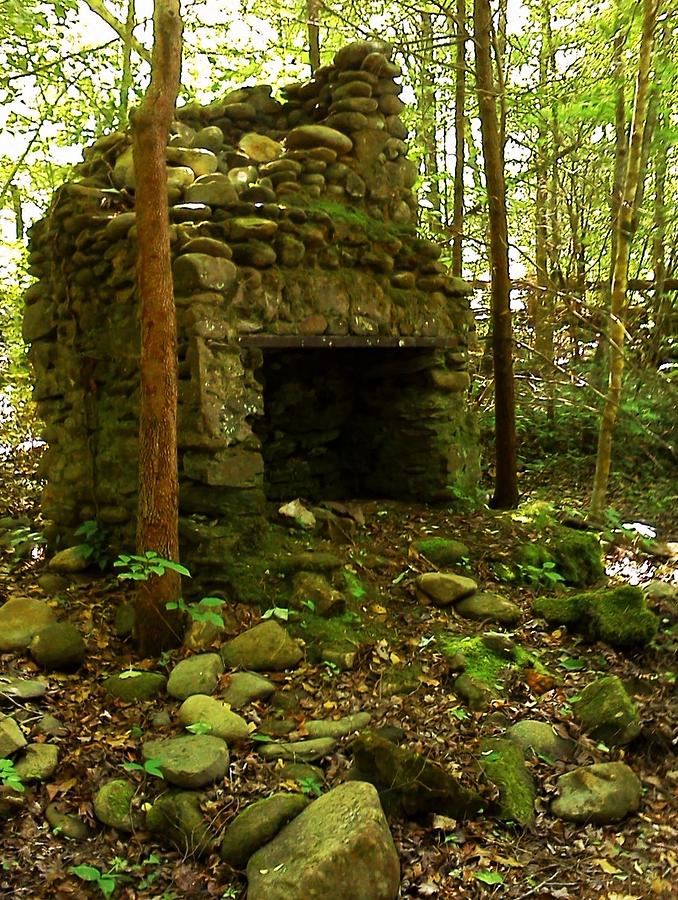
<box><xmin>479</xmin><ymin>738</ymin><xmax>535</xmax><ymax>827</ymax></box>
<box><xmin>410</xmin><ymin>537</ymin><xmax>470</xmax><ymax>567</ymax></box>
<box><xmin>533</xmin><ymin>585</ymin><xmax>658</xmax><ymax>649</ymax></box>
<box><xmin>437</xmin><ymin>635</ymin><xmax>513</xmax><ymax>694</ymax></box>
<box><xmin>514</xmin><ymin>527</ymin><xmax>603</xmax><ymax>588</ymax></box>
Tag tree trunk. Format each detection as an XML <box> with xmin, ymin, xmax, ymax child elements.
<box><xmin>307</xmin><ymin>0</ymin><xmax>320</xmax><ymax>73</ymax></box>
<box><xmin>451</xmin><ymin>0</ymin><xmax>466</xmax><ymax>276</ymax></box>
<box><xmin>590</xmin><ymin>0</ymin><xmax>661</xmax><ymax>521</ymax></box>
<box><xmin>474</xmin><ymin>0</ymin><xmax>518</xmax><ymax>509</ymax></box>
<box><xmin>131</xmin><ymin>0</ymin><xmax>184</xmax><ymax>656</ymax></box>
<box><xmin>118</xmin><ymin>0</ymin><xmax>136</xmax><ymax>127</ymax></box>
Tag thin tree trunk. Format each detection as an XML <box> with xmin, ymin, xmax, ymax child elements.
<box><xmin>131</xmin><ymin>0</ymin><xmax>183</xmax><ymax>656</ymax></box>
<box><xmin>651</xmin><ymin>111</ymin><xmax>668</xmax><ymax>362</ymax></box>
<box><xmin>474</xmin><ymin>0</ymin><xmax>518</xmax><ymax>509</ymax></box>
<box><xmin>451</xmin><ymin>0</ymin><xmax>466</xmax><ymax>276</ymax></box>
<box><xmin>590</xmin><ymin>0</ymin><xmax>661</xmax><ymax>521</ymax></box>
<box><xmin>307</xmin><ymin>0</ymin><xmax>320</xmax><ymax>73</ymax></box>
<box><xmin>118</xmin><ymin>0</ymin><xmax>136</xmax><ymax>127</ymax></box>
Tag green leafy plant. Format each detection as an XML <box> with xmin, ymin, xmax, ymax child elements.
<box><xmin>517</xmin><ymin>560</ymin><xmax>565</xmax><ymax>587</ymax></box>
<box><xmin>74</xmin><ymin>519</ymin><xmax>109</xmax><ymax>570</ymax></box>
<box><xmin>166</xmin><ymin>595</ymin><xmax>225</xmax><ymax>627</ymax></box>
<box><xmin>474</xmin><ymin>869</ymin><xmax>504</xmax><ymax>885</ymax></box>
<box><xmin>0</xmin><ymin>759</ymin><xmax>25</xmax><ymax>793</ymax></box>
<box><xmin>7</xmin><ymin>525</ymin><xmax>46</xmax><ymax>562</ymax></box>
<box><xmin>297</xmin><ymin>776</ymin><xmax>323</xmax><ymax>797</ymax></box>
<box><xmin>69</xmin><ymin>865</ymin><xmax>118</xmax><ymax>898</ymax></box>
<box><xmin>262</xmin><ymin>605</ymin><xmax>291</xmax><ymax>622</ymax></box>
<box><xmin>114</xmin><ymin>551</ymin><xmax>190</xmax><ymax>581</ymax></box>
<box><xmin>122</xmin><ymin>758</ymin><xmax>164</xmax><ymax>778</ymax></box>
<box><xmin>186</xmin><ymin>721</ymin><xmax>212</xmax><ymax>735</ymax></box>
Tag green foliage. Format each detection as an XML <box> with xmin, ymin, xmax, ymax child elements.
<box><xmin>262</xmin><ymin>605</ymin><xmax>291</xmax><ymax>622</ymax></box>
<box><xmin>516</xmin><ymin>560</ymin><xmax>565</xmax><ymax>588</ymax></box>
<box><xmin>74</xmin><ymin>520</ymin><xmax>109</xmax><ymax>570</ymax></box>
<box><xmin>166</xmin><ymin>596</ymin><xmax>225</xmax><ymax>627</ymax></box>
<box><xmin>186</xmin><ymin>721</ymin><xmax>213</xmax><ymax>735</ymax></box>
<box><xmin>297</xmin><ymin>775</ymin><xmax>323</xmax><ymax>797</ymax></box>
<box><xmin>0</xmin><ymin>759</ymin><xmax>25</xmax><ymax>793</ymax></box>
<box><xmin>114</xmin><ymin>551</ymin><xmax>190</xmax><ymax>581</ymax></box>
<box><xmin>69</xmin><ymin>865</ymin><xmax>118</xmax><ymax>898</ymax></box>
<box><xmin>121</xmin><ymin>758</ymin><xmax>164</xmax><ymax>779</ymax></box>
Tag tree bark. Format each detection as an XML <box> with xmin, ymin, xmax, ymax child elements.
<box><xmin>474</xmin><ymin>0</ymin><xmax>518</xmax><ymax>509</ymax></box>
<box><xmin>589</xmin><ymin>0</ymin><xmax>661</xmax><ymax>521</ymax></box>
<box><xmin>118</xmin><ymin>0</ymin><xmax>136</xmax><ymax>127</ymax></box>
<box><xmin>131</xmin><ymin>0</ymin><xmax>184</xmax><ymax>656</ymax></box>
<box><xmin>451</xmin><ymin>0</ymin><xmax>466</xmax><ymax>277</ymax></box>
<box><xmin>307</xmin><ymin>0</ymin><xmax>321</xmax><ymax>72</ymax></box>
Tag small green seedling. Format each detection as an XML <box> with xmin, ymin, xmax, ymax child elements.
<box><xmin>262</xmin><ymin>605</ymin><xmax>290</xmax><ymax>622</ymax></box>
<box><xmin>186</xmin><ymin>722</ymin><xmax>212</xmax><ymax>735</ymax></box>
<box><xmin>114</xmin><ymin>551</ymin><xmax>190</xmax><ymax>581</ymax></box>
<box><xmin>122</xmin><ymin>758</ymin><xmax>164</xmax><ymax>778</ymax></box>
<box><xmin>0</xmin><ymin>759</ymin><xmax>24</xmax><ymax>793</ymax></box>
<box><xmin>69</xmin><ymin>865</ymin><xmax>118</xmax><ymax>898</ymax></box>
<box><xmin>166</xmin><ymin>596</ymin><xmax>225</xmax><ymax>627</ymax></box>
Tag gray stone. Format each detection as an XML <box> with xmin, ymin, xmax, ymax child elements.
<box><xmin>0</xmin><ymin>676</ymin><xmax>48</xmax><ymax>703</ymax></box>
<box><xmin>455</xmin><ymin>592</ymin><xmax>522</xmax><ymax>626</ymax></box>
<box><xmin>415</xmin><ymin>573</ymin><xmax>477</xmax><ymax>607</ymax></box>
<box><xmin>102</xmin><ymin>671</ymin><xmax>167</xmax><ymax>702</ymax></box>
<box><xmin>286</xmin><ymin>125</ymin><xmax>353</xmax><ymax>156</ymax></box>
<box><xmin>257</xmin><ymin>737</ymin><xmax>336</xmax><ymax>763</ymax></box>
<box><xmin>166</xmin><ymin>146</ymin><xmax>218</xmax><ymax>176</ymax></box>
<box><xmin>45</xmin><ymin>802</ymin><xmax>94</xmax><ymax>840</ymax></box>
<box><xmin>13</xmin><ymin>743</ymin><xmax>59</xmax><ymax>781</ymax></box>
<box><xmin>180</xmin><ymin>237</ymin><xmax>232</xmax><ymax>258</ymax></box>
<box><xmin>229</xmin><ymin>216</ymin><xmax>278</xmax><ymax>241</ymax></box>
<box><xmin>335</xmin><ymin>39</ymin><xmax>393</xmax><ymax>70</ymax></box>
<box><xmin>246</xmin><ymin>782</ymin><xmax>400</xmax><ymax>900</ymax></box>
<box><xmin>0</xmin><ymin>597</ymin><xmax>56</xmax><ymax>650</ymax></box>
<box><xmin>454</xmin><ymin>673</ymin><xmax>492</xmax><ymax>711</ymax></box>
<box><xmin>191</xmin><ymin>125</ymin><xmax>225</xmax><ymax>152</ymax></box>
<box><xmin>170</xmin><ymin>202</ymin><xmax>212</xmax><ymax>223</ymax></box>
<box><xmin>291</xmin><ymin>572</ymin><xmax>345</xmax><ymax>618</ymax></box>
<box><xmin>221</xmin><ymin>621</ymin><xmax>303</xmax><ymax>672</ymax></box>
<box><xmin>177</xmin><ymin>694</ymin><xmax>250</xmax><ymax>742</ymax></box>
<box><xmin>551</xmin><ymin>762</ymin><xmax>641</xmax><ymax>824</ymax></box>
<box><xmin>167</xmin><ymin>653</ymin><xmax>224</xmax><ymax>700</ymax></box>
<box><xmin>37</xmin><ymin>574</ymin><xmax>69</xmax><ymax>594</ymax></box>
<box><xmin>221</xmin><ymin>672</ymin><xmax>276</xmax><ymax>709</ymax></box>
<box><xmin>507</xmin><ymin>720</ymin><xmax>574</xmax><ymax>761</ymax></box>
<box><xmin>220</xmin><ymin>792</ymin><xmax>311</xmax><ymax>868</ymax></box>
<box><xmin>238</xmin><ymin>132</ymin><xmax>283</xmax><ymax>162</ymax></box>
<box><xmin>145</xmin><ymin>790</ymin><xmax>216</xmax><ymax>856</ymax></box>
<box><xmin>576</xmin><ymin>676</ymin><xmax>641</xmax><ymax>746</ymax></box>
<box><xmin>93</xmin><ymin>779</ymin><xmax>142</xmax><ymax>832</ymax></box>
<box><xmin>34</xmin><ymin>714</ymin><xmax>66</xmax><ymax>737</ymax></box>
<box><xmin>184</xmin><ymin>174</ymin><xmax>239</xmax><ymax>206</ymax></box>
<box><xmin>0</xmin><ymin>717</ymin><xmax>27</xmax><ymax>758</ymax></box>
<box><xmin>114</xmin><ymin>601</ymin><xmax>135</xmax><ymax>638</ymax></box>
<box><xmin>173</xmin><ymin>253</ymin><xmax>237</xmax><ymax>294</ymax></box>
<box><xmin>142</xmin><ymin>734</ymin><xmax>230</xmax><ymax>788</ymax></box>
<box><xmin>305</xmin><ymin>712</ymin><xmax>372</xmax><ymax>739</ymax></box>
<box><xmin>30</xmin><ymin>622</ymin><xmax>86</xmax><ymax>671</ymax></box>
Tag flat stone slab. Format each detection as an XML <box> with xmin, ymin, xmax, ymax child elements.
<box><xmin>257</xmin><ymin>737</ymin><xmax>336</xmax><ymax>763</ymax></box>
<box><xmin>551</xmin><ymin>762</ymin><xmax>641</xmax><ymax>824</ymax></box>
<box><xmin>305</xmin><ymin>712</ymin><xmax>372</xmax><ymax>739</ymax></box>
<box><xmin>142</xmin><ymin>734</ymin><xmax>230</xmax><ymax>788</ymax></box>
<box><xmin>454</xmin><ymin>592</ymin><xmax>522</xmax><ymax>626</ymax></box>
<box><xmin>0</xmin><ymin>676</ymin><xmax>48</xmax><ymax>703</ymax></box>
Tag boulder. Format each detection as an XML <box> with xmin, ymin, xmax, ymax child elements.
<box><xmin>13</xmin><ymin>743</ymin><xmax>59</xmax><ymax>781</ymax></box>
<box><xmin>479</xmin><ymin>738</ymin><xmax>535</xmax><ymax>827</ymax></box>
<box><xmin>220</xmin><ymin>621</ymin><xmax>303</xmax><ymax>671</ymax></box>
<box><xmin>0</xmin><ymin>717</ymin><xmax>27</xmax><ymax>758</ymax></box>
<box><xmin>415</xmin><ymin>573</ymin><xmax>477</xmax><ymax>607</ymax></box>
<box><xmin>551</xmin><ymin>762</ymin><xmax>641</xmax><ymax>824</ymax></box>
<box><xmin>286</xmin><ymin>125</ymin><xmax>354</xmax><ymax>156</ymax></box>
<box><xmin>167</xmin><ymin>653</ymin><xmax>224</xmax><ymax>700</ymax></box>
<box><xmin>576</xmin><ymin>675</ymin><xmax>641</xmax><ymax>746</ymax></box>
<box><xmin>454</xmin><ymin>592</ymin><xmax>522</xmax><ymax>626</ymax></box>
<box><xmin>220</xmin><ymin>672</ymin><xmax>276</xmax><ymax>709</ymax></box>
<box><xmin>0</xmin><ymin>598</ymin><xmax>56</xmax><ymax>651</ymax></box>
<box><xmin>220</xmin><ymin>792</ymin><xmax>311</xmax><ymax>868</ymax></box>
<box><xmin>507</xmin><ymin>720</ymin><xmax>574</xmax><ymax>761</ymax></box>
<box><xmin>172</xmin><ymin>253</ymin><xmax>238</xmax><ymax>294</ymax></box>
<box><xmin>93</xmin><ymin>779</ymin><xmax>142</xmax><ymax>832</ymax></box>
<box><xmin>45</xmin><ymin>803</ymin><xmax>94</xmax><ymax>840</ymax></box>
<box><xmin>349</xmin><ymin>731</ymin><xmax>483</xmax><ymax>819</ymax></box>
<box><xmin>142</xmin><ymin>734</ymin><xmax>229</xmax><ymax>788</ymax></box>
<box><xmin>177</xmin><ymin>694</ymin><xmax>250</xmax><ymax>742</ymax></box>
<box><xmin>47</xmin><ymin>546</ymin><xmax>90</xmax><ymax>574</ymax></box>
<box><xmin>30</xmin><ymin>622</ymin><xmax>86</xmax><ymax>671</ymax></box>
<box><xmin>238</xmin><ymin>132</ymin><xmax>283</xmax><ymax>162</ymax></box>
<box><xmin>103</xmin><ymin>671</ymin><xmax>167</xmax><ymax>702</ymax></box>
<box><xmin>145</xmin><ymin>790</ymin><xmax>216</xmax><ymax>856</ymax></box>
<box><xmin>246</xmin><ymin>782</ymin><xmax>400</xmax><ymax>900</ymax></box>
<box><xmin>410</xmin><ymin>537</ymin><xmax>470</xmax><ymax>566</ymax></box>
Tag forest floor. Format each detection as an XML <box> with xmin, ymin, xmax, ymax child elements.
<box><xmin>0</xmin><ymin>447</ymin><xmax>676</xmax><ymax>900</ymax></box>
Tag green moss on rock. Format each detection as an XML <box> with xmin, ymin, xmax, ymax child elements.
<box><xmin>533</xmin><ymin>586</ymin><xmax>658</xmax><ymax>649</ymax></box>
<box><xmin>438</xmin><ymin>635</ymin><xmax>509</xmax><ymax>692</ymax></box>
<box><xmin>479</xmin><ymin>737</ymin><xmax>535</xmax><ymax>827</ymax></box>
<box><xmin>548</xmin><ymin>528</ymin><xmax>604</xmax><ymax>587</ymax></box>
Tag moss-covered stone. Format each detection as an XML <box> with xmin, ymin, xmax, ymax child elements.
<box><xmin>533</xmin><ymin>586</ymin><xmax>658</xmax><ymax>649</ymax></box>
<box><xmin>146</xmin><ymin>790</ymin><xmax>216</xmax><ymax>856</ymax></box>
<box><xmin>479</xmin><ymin>737</ymin><xmax>535</xmax><ymax>827</ymax></box>
<box><xmin>548</xmin><ymin>528</ymin><xmax>604</xmax><ymax>587</ymax></box>
<box><xmin>220</xmin><ymin>793</ymin><xmax>311</xmax><ymax>868</ymax></box>
<box><xmin>437</xmin><ymin>635</ymin><xmax>511</xmax><ymax>692</ymax></box>
<box><xmin>410</xmin><ymin>537</ymin><xmax>470</xmax><ymax>567</ymax></box>
<box><xmin>576</xmin><ymin>676</ymin><xmax>641</xmax><ymax>746</ymax></box>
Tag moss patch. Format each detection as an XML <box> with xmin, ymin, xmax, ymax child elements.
<box><xmin>438</xmin><ymin>635</ymin><xmax>510</xmax><ymax>692</ymax></box>
<box><xmin>479</xmin><ymin>737</ymin><xmax>535</xmax><ymax>827</ymax></box>
<box><xmin>533</xmin><ymin>585</ymin><xmax>658</xmax><ymax>649</ymax></box>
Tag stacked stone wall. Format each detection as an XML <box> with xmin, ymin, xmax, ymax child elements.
<box><xmin>23</xmin><ymin>39</ymin><xmax>479</xmax><ymax>574</ymax></box>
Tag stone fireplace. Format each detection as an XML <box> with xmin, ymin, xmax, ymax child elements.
<box><xmin>23</xmin><ymin>39</ymin><xmax>479</xmax><ymax>574</ymax></box>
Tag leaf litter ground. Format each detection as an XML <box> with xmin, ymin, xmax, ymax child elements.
<box><xmin>0</xmin><ymin>458</ymin><xmax>676</xmax><ymax>900</ymax></box>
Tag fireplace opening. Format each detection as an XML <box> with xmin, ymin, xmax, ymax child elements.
<box><xmin>251</xmin><ymin>344</ymin><xmax>463</xmax><ymax>503</ymax></box>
